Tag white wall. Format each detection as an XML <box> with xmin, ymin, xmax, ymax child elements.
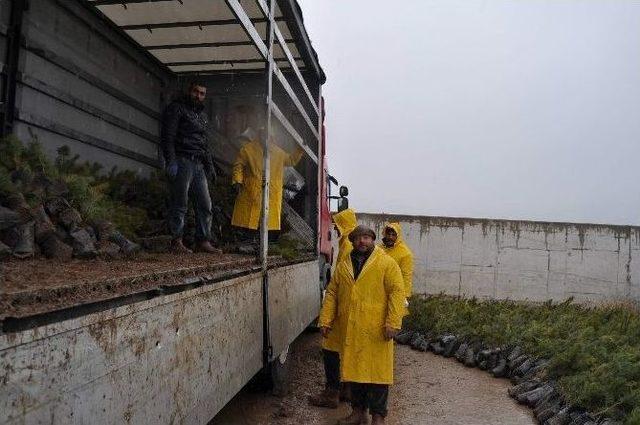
<box><xmin>357</xmin><ymin>213</ymin><xmax>640</xmax><ymax>304</ymax></box>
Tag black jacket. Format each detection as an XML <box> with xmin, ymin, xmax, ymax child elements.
<box><xmin>161</xmin><ymin>97</ymin><xmax>215</xmax><ymax>177</ymax></box>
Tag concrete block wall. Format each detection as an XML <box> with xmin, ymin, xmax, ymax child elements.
<box><xmin>358</xmin><ymin>213</ymin><xmax>640</xmax><ymax>304</ymax></box>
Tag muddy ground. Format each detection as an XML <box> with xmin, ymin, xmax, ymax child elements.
<box><xmin>0</xmin><ymin>253</ymin><xmax>261</xmax><ymax>318</ymax></box>
<box><xmin>211</xmin><ymin>331</ymin><xmax>534</xmax><ymax>425</ymax></box>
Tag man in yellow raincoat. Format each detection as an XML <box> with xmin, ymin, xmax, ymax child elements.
<box><xmin>231</xmin><ymin>128</ymin><xmax>303</xmax><ymax>233</ymax></box>
<box><xmin>309</xmin><ymin>208</ymin><xmax>357</xmax><ymax>408</ymax></box>
<box><xmin>319</xmin><ymin>225</ymin><xmax>405</xmax><ymax>425</ymax></box>
<box><xmin>380</xmin><ymin>222</ymin><xmax>414</xmax><ymax>315</ymax></box>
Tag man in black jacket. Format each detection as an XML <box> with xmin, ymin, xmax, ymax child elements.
<box><xmin>161</xmin><ymin>82</ymin><xmax>221</xmax><ymax>254</ymax></box>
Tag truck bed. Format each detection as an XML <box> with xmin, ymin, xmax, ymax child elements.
<box><xmin>0</xmin><ymin>253</ymin><xmax>267</xmax><ymax>322</ymax></box>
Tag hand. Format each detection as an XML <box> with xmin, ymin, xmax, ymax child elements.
<box><xmin>320</xmin><ymin>326</ymin><xmax>331</xmax><ymax>338</ymax></box>
<box><xmin>384</xmin><ymin>326</ymin><xmax>399</xmax><ymax>340</ymax></box>
<box><xmin>166</xmin><ymin>161</ymin><xmax>178</xmax><ymax>178</ymax></box>
<box><xmin>232</xmin><ymin>182</ymin><xmax>243</xmax><ymax>195</ymax></box>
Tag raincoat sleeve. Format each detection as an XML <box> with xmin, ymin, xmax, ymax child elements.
<box><xmin>399</xmin><ymin>253</ymin><xmax>414</xmax><ymax>298</ymax></box>
<box><xmin>232</xmin><ymin>145</ymin><xmax>248</xmax><ymax>185</ymax></box>
<box><xmin>284</xmin><ymin>146</ymin><xmax>304</xmax><ymax>167</ymax></box>
<box><xmin>384</xmin><ymin>260</ymin><xmax>406</xmax><ymax>330</ymax></box>
<box><xmin>318</xmin><ymin>273</ymin><xmax>339</xmax><ymax>329</ymax></box>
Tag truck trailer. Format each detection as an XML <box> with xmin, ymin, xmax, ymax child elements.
<box><xmin>0</xmin><ymin>0</ymin><xmax>344</xmax><ymax>423</ymax></box>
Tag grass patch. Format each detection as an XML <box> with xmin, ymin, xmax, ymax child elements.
<box><xmin>405</xmin><ymin>295</ymin><xmax>640</xmax><ymax>423</ymax></box>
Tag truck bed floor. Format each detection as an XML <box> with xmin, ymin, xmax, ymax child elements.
<box><xmin>0</xmin><ymin>253</ymin><xmax>257</xmax><ymax>320</ymax></box>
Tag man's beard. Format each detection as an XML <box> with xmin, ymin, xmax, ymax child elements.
<box><xmin>382</xmin><ymin>237</ymin><xmax>395</xmax><ymax>247</ymax></box>
<box><xmin>355</xmin><ymin>244</ymin><xmax>373</xmax><ymax>254</ymax></box>
<box><xmin>188</xmin><ymin>96</ymin><xmax>204</xmax><ymax>108</ymax></box>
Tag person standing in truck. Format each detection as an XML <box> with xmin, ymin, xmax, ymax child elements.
<box><xmin>380</xmin><ymin>222</ymin><xmax>414</xmax><ymax>315</ymax></box>
<box><xmin>161</xmin><ymin>81</ymin><xmax>221</xmax><ymax>254</ymax></box>
<box><xmin>319</xmin><ymin>225</ymin><xmax>405</xmax><ymax>425</ymax></box>
<box><xmin>230</xmin><ymin>110</ymin><xmax>303</xmax><ymax>239</ymax></box>
<box><xmin>309</xmin><ymin>208</ymin><xmax>357</xmax><ymax>408</ymax></box>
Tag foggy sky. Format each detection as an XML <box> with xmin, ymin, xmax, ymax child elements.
<box><xmin>297</xmin><ymin>0</ymin><xmax>640</xmax><ymax>225</ymax></box>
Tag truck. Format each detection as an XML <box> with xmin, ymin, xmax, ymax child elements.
<box><xmin>0</xmin><ymin>0</ymin><xmax>346</xmax><ymax>423</ymax></box>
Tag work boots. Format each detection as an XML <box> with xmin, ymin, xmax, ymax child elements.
<box><xmin>170</xmin><ymin>238</ymin><xmax>193</xmax><ymax>254</ymax></box>
<box><xmin>194</xmin><ymin>241</ymin><xmax>223</xmax><ymax>254</ymax></box>
<box><xmin>371</xmin><ymin>414</ymin><xmax>386</xmax><ymax>425</ymax></box>
<box><xmin>308</xmin><ymin>388</ymin><xmax>339</xmax><ymax>408</ymax></box>
<box><xmin>339</xmin><ymin>383</ymin><xmax>351</xmax><ymax>402</ymax></box>
<box><xmin>337</xmin><ymin>407</ymin><xmax>367</xmax><ymax>425</ymax></box>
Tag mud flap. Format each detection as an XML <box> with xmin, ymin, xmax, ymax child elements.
<box><xmin>246</xmin><ymin>344</ymin><xmax>291</xmax><ymax>396</ymax></box>
<box><xmin>270</xmin><ymin>344</ymin><xmax>291</xmax><ymax>397</ymax></box>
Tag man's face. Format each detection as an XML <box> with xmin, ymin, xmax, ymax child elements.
<box><xmin>189</xmin><ymin>85</ymin><xmax>206</xmax><ymax>105</ymax></box>
<box><xmin>353</xmin><ymin>234</ymin><xmax>374</xmax><ymax>253</ymax></box>
<box><xmin>382</xmin><ymin>228</ymin><xmax>397</xmax><ymax>247</ymax></box>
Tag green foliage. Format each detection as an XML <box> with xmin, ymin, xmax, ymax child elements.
<box><xmin>0</xmin><ymin>136</ymin><xmax>167</xmax><ymax>239</ymax></box>
<box><xmin>405</xmin><ymin>295</ymin><xmax>640</xmax><ymax>423</ymax></box>
<box><xmin>268</xmin><ymin>235</ymin><xmax>304</xmax><ymax>260</ymax></box>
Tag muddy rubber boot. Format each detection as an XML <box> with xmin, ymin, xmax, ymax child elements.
<box><xmin>308</xmin><ymin>388</ymin><xmax>340</xmax><ymax>408</ymax></box>
<box><xmin>170</xmin><ymin>238</ymin><xmax>193</xmax><ymax>254</ymax></box>
<box><xmin>371</xmin><ymin>414</ymin><xmax>385</xmax><ymax>425</ymax></box>
<box><xmin>337</xmin><ymin>407</ymin><xmax>367</xmax><ymax>425</ymax></box>
<box><xmin>194</xmin><ymin>240</ymin><xmax>223</xmax><ymax>254</ymax></box>
<box><xmin>339</xmin><ymin>383</ymin><xmax>351</xmax><ymax>402</ymax></box>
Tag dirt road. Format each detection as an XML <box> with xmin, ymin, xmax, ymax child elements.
<box><xmin>210</xmin><ymin>331</ymin><xmax>534</xmax><ymax>425</ymax></box>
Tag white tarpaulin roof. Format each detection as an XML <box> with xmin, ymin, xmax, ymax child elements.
<box><xmin>87</xmin><ymin>0</ymin><xmax>319</xmax><ymax>75</ymax></box>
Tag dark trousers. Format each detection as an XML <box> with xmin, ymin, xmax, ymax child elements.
<box><xmin>322</xmin><ymin>349</ymin><xmax>340</xmax><ymax>391</ymax></box>
<box><xmin>350</xmin><ymin>382</ymin><xmax>389</xmax><ymax>417</ymax></box>
<box><xmin>235</xmin><ymin>228</ymin><xmax>280</xmax><ymax>243</ymax></box>
<box><xmin>168</xmin><ymin>157</ymin><xmax>212</xmax><ymax>241</ymax></box>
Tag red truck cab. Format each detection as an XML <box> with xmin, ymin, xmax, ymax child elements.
<box><xmin>318</xmin><ymin>99</ymin><xmax>348</xmax><ymax>289</ymax></box>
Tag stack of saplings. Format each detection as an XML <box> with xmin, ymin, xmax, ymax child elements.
<box><xmin>397</xmin><ymin>295</ymin><xmax>639</xmax><ymax>424</ymax></box>
<box><xmin>0</xmin><ymin>136</ymin><xmax>140</xmax><ymax>260</ymax></box>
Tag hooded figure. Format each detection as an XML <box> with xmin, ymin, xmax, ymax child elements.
<box><xmin>319</xmin><ymin>241</ymin><xmax>405</xmax><ymax>385</ymax></box>
<box><xmin>333</xmin><ymin>208</ymin><xmax>358</xmax><ymax>266</ymax></box>
<box><xmin>325</xmin><ymin>209</ymin><xmax>357</xmax><ymax>355</ymax></box>
<box><xmin>381</xmin><ymin>222</ymin><xmax>414</xmax><ymax>301</ymax></box>
<box><xmin>309</xmin><ymin>208</ymin><xmax>358</xmax><ymax>409</ymax></box>
<box><xmin>231</xmin><ymin>129</ymin><xmax>303</xmax><ymax>231</ymax></box>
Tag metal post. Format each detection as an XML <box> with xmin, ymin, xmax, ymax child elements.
<box><xmin>260</xmin><ymin>0</ymin><xmax>276</xmax><ymax>367</ymax></box>
<box><xmin>315</xmin><ymin>84</ymin><xmax>323</xmax><ymax>255</ymax></box>
<box><xmin>1</xmin><ymin>0</ymin><xmax>26</xmax><ymax>137</ymax></box>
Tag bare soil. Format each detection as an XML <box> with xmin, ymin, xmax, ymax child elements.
<box><xmin>211</xmin><ymin>331</ymin><xmax>534</xmax><ymax>425</ymax></box>
<box><xmin>0</xmin><ymin>253</ymin><xmax>256</xmax><ymax>318</ymax></box>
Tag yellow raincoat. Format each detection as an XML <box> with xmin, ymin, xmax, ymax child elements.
<box><xmin>321</xmin><ymin>208</ymin><xmax>357</xmax><ymax>353</ymax></box>
<box><xmin>381</xmin><ymin>222</ymin><xmax>414</xmax><ymax>300</ymax></box>
<box><xmin>333</xmin><ymin>208</ymin><xmax>357</xmax><ymax>265</ymax></box>
<box><xmin>231</xmin><ymin>137</ymin><xmax>303</xmax><ymax>231</ymax></box>
<box><xmin>318</xmin><ymin>246</ymin><xmax>405</xmax><ymax>385</ymax></box>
